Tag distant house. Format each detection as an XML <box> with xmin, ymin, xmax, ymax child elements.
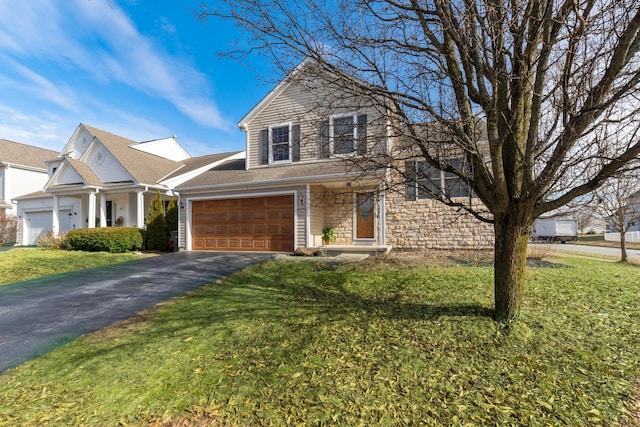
<box><xmin>15</xmin><ymin>124</ymin><xmax>243</xmax><ymax>245</ymax></box>
<box><xmin>0</xmin><ymin>139</ymin><xmax>57</xmax><ymax>217</ymax></box>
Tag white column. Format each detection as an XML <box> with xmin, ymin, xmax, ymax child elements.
<box><xmin>136</xmin><ymin>190</ymin><xmax>145</xmax><ymax>228</ymax></box>
<box><xmin>88</xmin><ymin>191</ymin><xmax>96</xmax><ymax>228</ymax></box>
<box><xmin>52</xmin><ymin>194</ymin><xmax>59</xmax><ymax>236</ymax></box>
<box><xmin>99</xmin><ymin>192</ymin><xmax>107</xmax><ymax>227</ymax></box>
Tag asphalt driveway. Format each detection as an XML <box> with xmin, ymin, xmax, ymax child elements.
<box><xmin>0</xmin><ymin>251</ymin><xmax>271</xmax><ymax>373</ymax></box>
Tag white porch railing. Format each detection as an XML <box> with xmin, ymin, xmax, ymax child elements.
<box><xmin>605</xmin><ymin>231</ymin><xmax>640</xmax><ymax>243</ymax></box>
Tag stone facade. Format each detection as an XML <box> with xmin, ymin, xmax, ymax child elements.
<box><xmin>322</xmin><ymin>189</ymin><xmax>355</xmax><ymax>245</ymax></box>
<box><xmin>385</xmin><ymin>193</ymin><xmax>494</xmax><ymax>250</ymax></box>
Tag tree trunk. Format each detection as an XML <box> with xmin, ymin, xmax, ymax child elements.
<box><xmin>620</xmin><ymin>231</ymin><xmax>628</xmax><ymax>262</ymax></box>
<box><xmin>494</xmin><ymin>217</ymin><xmax>532</xmax><ymax>321</ymax></box>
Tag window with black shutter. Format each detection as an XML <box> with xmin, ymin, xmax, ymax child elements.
<box><xmin>318</xmin><ymin>112</ymin><xmax>368</xmax><ymax>157</ymax></box>
<box><xmin>258</xmin><ymin>123</ymin><xmax>301</xmax><ymax>165</ymax></box>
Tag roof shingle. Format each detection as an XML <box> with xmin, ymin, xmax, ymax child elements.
<box><xmin>0</xmin><ymin>139</ymin><xmax>58</xmax><ymax>169</ymax></box>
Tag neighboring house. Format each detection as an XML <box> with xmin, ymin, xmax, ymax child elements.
<box><xmin>174</xmin><ymin>61</ymin><xmax>494</xmax><ymax>253</ymax></box>
<box><xmin>15</xmin><ymin>124</ymin><xmax>244</xmax><ymax>245</ymax></box>
<box><xmin>0</xmin><ymin>139</ymin><xmax>58</xmax><ymax>217</ymax></box>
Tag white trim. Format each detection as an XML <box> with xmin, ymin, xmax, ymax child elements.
<box><xmin>379</xmin><ymin>180</ymin><xmax>386</xmax><ymax>246</ymax></box>
<box><xmin>329</xmin><ymin>112</ymin><xmax>358</xmax><ymax>157</ymax></box>
<box><xmin>305</xmin><ymin>184</ymin><xmax>311</xmax><ymax>248</ymax></box>
<box><xmin>268</xmin><ymin>122</ymin><xmax>293</xmax><ymax>165</ymax></box>
<box><xmin>185</xmin><ymin>190</ymin><xmax>298</xmax><ymax>252</ymax></box>
<box><xmin>352</xmin><ymin>190</ymin><xmax>377</xmax><ymax>244</ymax></box>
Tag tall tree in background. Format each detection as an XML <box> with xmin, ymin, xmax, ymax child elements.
<box><xmin>200</xmin><ymin>0</ymin><xmax>640</xmax><ymax>320</ymax></box>
<box><xmin>595</xmin><ymin>171</ymin><xmax>640</xmax><ymax>262</ymax></box>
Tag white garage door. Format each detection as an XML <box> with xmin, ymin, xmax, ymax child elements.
<box><xmin>24</xmin><ymin>211</ymin><xmax>71</xmax><ymax>245</ymax></box>
<box><xmin>25</xmin><ymin>211</ymin><xmax>52</xmax><ymax>245</ymax></box>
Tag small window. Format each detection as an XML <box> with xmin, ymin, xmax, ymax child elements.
<box><xmin>260</xmin><ymin>124</ymin><xmax>300</xmax><ymax>165</ymax></box>
<box><xmin>319</xmin><ymin>113</ymin><xmax>367</xmax><ymax>158</ymax></box>
<box><xmin>406</xmin><ymin>158</ymin><xmax>471</xmax><ymax>200</ymax></box>
<box><xmin>444</xmin><ymin>159</ymin><xmax>471</xmax><ymax>198</ymax></box>
<box><xmin>271</xmin><ymin>125</ymin><xmax>290</xmax><ymax>162</ymax></box>
<box><xmin>417</xmin><ymin>162</ymin><xmax>442</xmax><ymax>199</ymax></box>
<box><xmin>333</xmin><ymin>115</ymin><xmax>355</xmax><ymax>154</ymax></box>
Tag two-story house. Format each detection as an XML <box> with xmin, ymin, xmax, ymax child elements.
<box><xmin>175</xmin><ymin>60</ymin><xmax>494</xmax><ymax>253</ymax></box>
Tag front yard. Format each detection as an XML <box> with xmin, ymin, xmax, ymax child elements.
<box><xmin>0</xmin><ymin>252</ymin><xmax>639</xmax><ymax>425</ymax></box>
<box><xmin>0</xmin><ymin>247</ymin><xmax>152</xmax><ymax>286</ymax></box>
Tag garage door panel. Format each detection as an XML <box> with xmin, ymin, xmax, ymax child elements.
<box><xmin>192</xmin><ymin>195</ymin><xmax>294</xmax><ymax>252</ymax></box>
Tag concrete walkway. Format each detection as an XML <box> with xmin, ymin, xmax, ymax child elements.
<box><xmin>0</xmin><ymin>251</ymin><xmax>271</xmax><ymax>373</ymax></box>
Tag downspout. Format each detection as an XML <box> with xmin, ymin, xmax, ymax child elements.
<box><xmin>174</xmin><ymin>191</ymin><xmax>183</xmax><ymax>251</ymax></box>
<box><xmin>380</xmin><ymin>179</ymin><xmax>387</xmax><ymax>247</ymax></box>
<box><xmin>305</xmin><ymin>184</ymin><xmax>311</xmax><ymax>248</ymax></box>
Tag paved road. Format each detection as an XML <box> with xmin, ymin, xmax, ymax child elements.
<box><xmin>0</xmin><ymin>251</ymin><xmax>271</xmax><ymax>373</ymax></box>
<box><xmin>533</xmin><ymin>243</ymin><xmax>640</xmax><ymax>261</ymax></box>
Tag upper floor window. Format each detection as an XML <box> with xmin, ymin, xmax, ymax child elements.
<box><xmin>271</xmin><ymin>125</ymin><xmax>290</xmax><ymax>162</ymax></box>
<box><xmin>319</xmin><ymin>113</ymin><xmax>367</xmax><ymax>158</ymax></box>
<box><xmin>406</xmin><ymin>158</ymin><xmax>471</xmax><ymax>200</ymax></box>
<box><xmin>259</xmin><ymin>123</ymin><xmax>300</xmax><ymax>165</ymax></box>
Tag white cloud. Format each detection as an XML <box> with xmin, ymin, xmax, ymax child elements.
<box><xmin>0</xmin><ymin>105</ymin><xmax>70</xmax><ymax>151</ymax></box>
<box><xmin>159</xmin><ymin>17</ymin><xmax>177</xmax><ymax>35</ymax></box>
<box><xmin>0</xmin><ymin>0</ymin><xmax>230</xmax><ymax>131</ymax></box>
<box><xmin>2</xmin><ymin>59</ymin><xmax>81</xmax><ymax>111</ymax></box>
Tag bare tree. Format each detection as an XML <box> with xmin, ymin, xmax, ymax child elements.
<box><xmin>199</xmin><ymin>0</ymin><xmax>640</xmax><ymax>321</ymax></box>
<box><xmin>0</xmin><ymin>212</ymin><xmax>18</xmax><ymax>246</ymax></box>
<box><xmin>595</xmin><ymin>171</ymin><xmax>640</xmax><ymax>262</ymax></box>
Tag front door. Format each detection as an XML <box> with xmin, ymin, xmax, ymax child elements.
<box><xmin>106</xmin><ymin>201</ymin><xmax>113</xmax><ymax>227</ymax></box>
<box><xmin>355</xmin><ymin>192</ymin><xmax>375</xmax><ymax>240</ymax></box>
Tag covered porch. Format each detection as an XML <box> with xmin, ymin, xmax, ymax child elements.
<box><xmin>17</xmin><ymin>185</ymin><xmax>175</xmax><ymax>245</ymax></box>
<box><xmin>306</xmin><ymin>179</ymin><xmax>389</xmax><ymax>252</ymax></box>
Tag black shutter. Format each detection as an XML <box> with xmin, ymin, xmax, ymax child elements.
<box><xmin>291</xmin><ymin>124</ymin><xmax>301</xmax><ymax>162</ymax></box>
<box><xmin>319</xmin><ymin>120</ymin><xmax>330</xmax><ymax>158</ymax></box>
<box><xmin>357</xmin><ymin>114</ymin><xmax>367</xmax><ymax>155</ymax></box>
<box><xmin>405</xmin><ymin>160</ymin><xmax>417</xmax><ymax>201</ymax></box>
<box><xmin>259</xmin><ymin>128</ymin><xmax>269</xmax><ymax>165</ymax></box>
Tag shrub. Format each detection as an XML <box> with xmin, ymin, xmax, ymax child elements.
<box><xmin>166</xmin><ymin>198</ymin><xmax>178</xmax><ymax>233</ymax></box>
<box><xmin>0</xmin><ymin>213</ymin><xmax>17</xmax><ymax>246</ymax></box>
<box><xmin>37</xmin><ymin>230</ymin><xmax>68</xmax><ymax>249</ymax></box>
<box><xmin>146</xmin><ymin>192</ymin><xmax>168</xmax><ymax>251</ymax></box>
<box><xmin>527</xmin><ymin>243</ymin><xmax>553</xmax><ymax>261</ymax></box>
<box><xmin>66</xmin><ymin>227</ymin><xmax>145</xmax><ymax>253</ymax></box>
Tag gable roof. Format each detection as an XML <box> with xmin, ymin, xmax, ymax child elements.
<box><xmin>238</xmin><ymin>58</ymin><xmax>314</xmax><ymax>130</ymax></box>
<box><xmin>81</xmin><ymin>124</ymin><xmax>183</xmax><ymax>185</ymax></box>
<box><xmin>0</xmin><ymin>139</ymin><xmax>58</xmax><ymax>170</ymax></box>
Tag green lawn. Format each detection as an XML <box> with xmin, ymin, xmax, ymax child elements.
<box><xmin>0</xmin><ymin>254</ymin><xmax>638</xmax><ymax>426</ymax></box>
<box><xmin>0</xmin><ymin>247</ymin><xmax>152</xmax><ymax>286</ymax></box>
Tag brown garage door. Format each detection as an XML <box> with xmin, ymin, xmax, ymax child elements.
<box><xmin>192</xmin><ymin>195</ymin><xmax>294</xmax><ymax>252</ymax></box>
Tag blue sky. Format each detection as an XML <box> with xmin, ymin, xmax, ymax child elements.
<box><xmin>0</xmin><ymin>0</ymin><xmax>275</xmax><ymax>156</ymax></box>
